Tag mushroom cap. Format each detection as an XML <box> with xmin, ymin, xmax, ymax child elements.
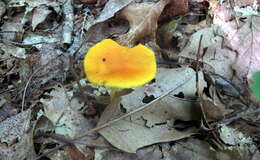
<box><xmin>84</xmin><ymin>39</ymin><xmax>156</xmax><ymax>88</ymax></box>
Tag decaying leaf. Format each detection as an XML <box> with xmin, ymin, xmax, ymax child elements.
<box><xmin>0</xmin><ymin>110</ymin><xmax>36</xmax><ymax>159</ymax></box>
<box><xmin>0</xmin><ymin>43</ymin><xmax>26</xmax><ymax>59</ymax></box>
<box><xmin>40</xmin><ymin>85</ymin><xmax>96</xmax><ymax>156</ymax></box>
<box><xmin>116</xmin><ymin>0</ymin><xmax>170</xmax><ymax>46</ymax></box>
<box><xmin>121</xmin><ymin>67</ymin><xmax>207</xmax><ymax>112</ymax></box>
<box><xmin>97</xmin><ymin>67</ymin><xmax>205</xmax><ymax>153</ymax></box>
<box><xmin>85</xmin><ymin>0</ymin><xmax>134</xmax><ymax>30</ymax></box>
<box><xmin>98</xmin><ymin>96</ymin><xmax>195</xmax><ymax>153</ymax></box>
<box><xmin>218</xmin><ymin>125</ymin><xmax>260</xmax><ymax>158</ymax></box>
<box><xmin>162</xmin><ymin>139</ymin><xmax>217</xmax><ymax>160</ymax></box>
<box><xmin>179</xmin><ymin>27</ymin><xmax>237</xmax><ymax>79</ymax></box>
<box><xmin>159</xmin><ymin>0</ymin><xmax>189</xmax><ymax>21</ymax></box>
<box><xmin>200</xmin><ymin>94</ymin><xmax>233</xmax><ymax>120</ymax></box>
<box><xmin>40</xmin><ymin>86</ymin><xmax>107</xmax><ymax>157</ymax></box>
<box><xmin>216</xmin><ymin>15</ymin><xmax>260</xmax><ymax>80</ymax></box>
<box><xmin>32</xmin><ymin>5</ymin><xmax>51</xmax><ymax>31</ymax></box>
<box><xmin>1</xmin><ymin>22</ymin><xmax>24</xmax><ymax>42</ymax></box>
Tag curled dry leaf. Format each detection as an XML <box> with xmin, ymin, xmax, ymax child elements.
<box><xmin>116</xmin><ymin>0</ymin><xmax>170</xmax><ymax>46</ymax></box>
<box><xmin>159</xmin><ymin>0</ymin><xmax>189</xmax><ymax>21</ymax></box>
<box><xmin>32</xmin><ymin>5</ymin><xmax>51</xmax><ymax>31</ymax></box>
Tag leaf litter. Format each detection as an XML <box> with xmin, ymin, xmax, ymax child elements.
<box><xmin>0</xmin><ymin>0</ymin><xmax>260</xmax><ymax>159</ymax></box>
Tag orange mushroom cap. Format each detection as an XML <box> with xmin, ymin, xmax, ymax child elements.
<box><xmin>84</xmin><ymin>39</ymin><xmax>156</xmax><ymax>88</ymax></box>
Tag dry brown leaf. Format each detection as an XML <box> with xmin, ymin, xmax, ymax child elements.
<box><xmin>159</xmin><ymin>0</ymin><xmax>189</xmax><ymax>21</ymax></box>
<box><xmin>200</xmin><ymin>94</ymin><xmax>233</xmax><ymax>120</ymax></box>
<box><xmin>116</xmin><ymin>0</ymin><xmax>170</xmax><ymax>46</ymax></box>
<box><xmin>162</xmin><ymin>139</ymin><xmax>216</xmax><ymax>160</ymax></box>
<box><xmin>98</xmin><ymin>96</ymin><xmax>195</xmax><ymax>153</ymax></box>
<box><xmin>97</xmin><ymin>67</ymin><xmax>205</xmax><ymax>153</ymax></box>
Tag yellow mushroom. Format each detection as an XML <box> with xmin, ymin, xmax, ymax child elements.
<box><xmin>84</xmin><ymin>39</ymin><xmax>156</xmax><ymax>98</ymax></box>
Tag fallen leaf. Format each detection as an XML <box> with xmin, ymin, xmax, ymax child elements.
<box><xmin>179</xmin><ymin>27</ymin><xmax>237</xmax><ymax>79</ymax></box>
<box><xmin>98</xmin><ymin>96</ymin><xmax>195</xmax><ymax>153</ymax></box>
<box><xmin>162</xmin><ymin>139</ymin><xmax>216</xmax><ymax>160</ymax></box>
<box><xmin>0</xmin><ymin>110</ymin><xmax>36</xmax><ymax>159</ymax></box>
<box><xmin>97</xmin><ymin>67</ymin><xmax>204</xmax><ymax>153</ymax></box>
<box><xmin>85</xmin><ymin>0</ymin><xmax>134</xmax><ymax>30</ymax></box>
<box><xmin>212</xmin><ymin>2</ymin><xmax>260</xmax><ymax>79</ymax></box>
<box><xmin>32</xmin><ymin>5</ymin><xmax>52</xmax><ymax>31</ymax></box>
<box><xmin>116</xmin><ymin>0</ymin><xmax>170</xmax><ymax>46</ymax></box>
<box><xmin>0</xmin><ymin>98</ymin><xmax>17</xmax><ymax>122</ymax></box>
<box><xmin>218</xmin><ymin>125</ymin><xmax>260</xmax><ymax>159</ymax></box>
<box><xmin>159</xmin><ymin>0</ymin><xmax>189</xmax><ymax>21</ymax></box>
<box><xmin>200</xmin><ymin>94</ymin><xmax>233</xmax><ymax>120</ymax></box>
<box><xmin>86</xmin><ymin>19</ymin><xmax>129</xmax><ymax>42</ymax></box>
<box><xmin>40</xmin><ymin>85</ymin><xmax>106</xmax><ymax>156</ymax></box>
<box><xmin>121</xmin><ymin>67</ymin><xmax>207</xmax><ymax>112</ymax></box>
<box><xmin>1</xmin><ymin>22</ymin><xmax>24</xmax><ymax>42</ymax></box>
<box><xmin>0</xmin><ymin>43</ymin><xmax>27</xmax><ymax>59</ymax></box>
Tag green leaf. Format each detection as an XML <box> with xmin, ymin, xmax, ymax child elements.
<box><xmin>250</xmin><ymin>71</ymin><xmax>260</xmax><ymax>100</ymax></box>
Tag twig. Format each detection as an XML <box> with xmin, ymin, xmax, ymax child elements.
<box><xmin>0</xmin><ymin>38</ymin><xmax>47</xmax><ymax>48</ymax></box>
<box><xmin>62</xmin><ymin>0</ymin><xmax>74</xmax><ymax>44</ymax></box>
<box><xmin>213</xmin><ymin>107</ymin><xmax>260</xmax><ymax>126</ymax></box>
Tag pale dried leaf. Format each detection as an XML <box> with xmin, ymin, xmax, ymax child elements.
<box><xmin>98</xmin><ymin>105</ymin><xmax>195</xmax><ymax>153</ymax></box>
<box><xmin>216</xmin><ymin>16</ymin><xmax>260</xmax><ymax>79</ymax></box>
<box><xmin>40</xmin><ymin>85</ymin><xmax>95</xmax><ymax>155</ymax></box>
<box><xmin>32</xmin><ymin>6</ymin><xmax>51</xmax><ymax>31</ymax></box>
<box><xmin>179</xmin><ymin>27</ymin><xmax>237</xmax><ymax>79</ymax></box>
<box><xmin>116</xmin><ymin>0</ymin><xmax>170</xmax><ymax>46</ymax></box>
<box><xmin>97</xmin><ymin>68</ymin><xmax>201</xmax><ymax>152</ymax></box>
<box><xmin>0</xmin><ymin>110</ymin><xmax>36</xmax><ymax>160</ymax></box>
<box><xmin>121</xmin><ymin>67</ymin><xmax>207</xmax><ymax>112</ymax></box>
<box><xmin>0</xmin><ymin>43</ymin><xmax>26</xmax><ymax>59</ymax></box>
<box><xmin>1</xmin><ymin>22</ymin><xmax>24</xmax><ymax>41</ymax></box>
<box><xmin>85</xmin><ymin>0</ymin><xmax>134</xmax><ymax>30</ymax></box>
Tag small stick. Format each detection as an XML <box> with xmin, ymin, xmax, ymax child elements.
<box><xmin>62</xmin><ymin>0</ymin><xmax>74</xmax><ymax>44</ymax></box>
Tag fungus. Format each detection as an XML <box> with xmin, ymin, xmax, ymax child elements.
<box><xmin>84</xmin><ymin>39</ymin><xmax>156</xmax><ymax>93</ymax></box>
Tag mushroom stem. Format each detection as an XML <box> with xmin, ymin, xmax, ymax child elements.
<box><xmin>110</xmin><ymin>88</ymin><xmax>121</xmax><ymax>101</ymax></box>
